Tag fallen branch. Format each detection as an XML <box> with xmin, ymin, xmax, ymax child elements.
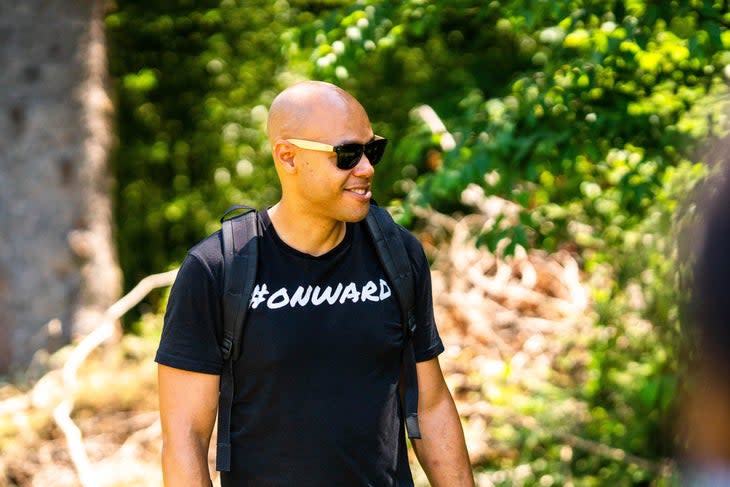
<box><xmin>115</xmin><ymin>415</ymin><xmax>161</xmax><ymax>459</ymax></box>
<box><xmin>0</xmin><ymin>394</ymin><xmax>30</xmax><ymax>416</ymax></box>
<box><xmin>555</xmin><ymin>432</ymin><xmax>675</xmax><ymax>477</ymax></box>
<box><xmin>52</xmin><ymin>268</ymin><xmax>178</xmax><ymax>487</ymax></box>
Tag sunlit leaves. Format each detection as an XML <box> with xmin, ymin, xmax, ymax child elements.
<box><xmin>283</xmin><ymin>1</ymin><xmax>730</xmax><ymax>483</ymax></box>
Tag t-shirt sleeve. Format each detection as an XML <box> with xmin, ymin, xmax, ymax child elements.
<box><xmin>155</xmin><ymin>252</ymin><xmax>224</xmax><ymax>374</ymax></box>
<box><xmin>401</xmin><ymin>229</ymin><xmax>445</xmax><ymax>362</ymax></box>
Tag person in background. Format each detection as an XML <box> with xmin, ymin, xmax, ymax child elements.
<box><xmin>680</xmin><ymin>145</ymin><xmax>730</xmax><ymax>486</ymax></box>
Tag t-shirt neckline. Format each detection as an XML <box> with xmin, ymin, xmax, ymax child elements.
<box><xmin>259</xmin><ymin>208</ymin><xmax>354</xmax><ymax>261</ymax></box>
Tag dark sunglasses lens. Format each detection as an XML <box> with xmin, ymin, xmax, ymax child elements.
<box><xmin>335</xmin><ymin>139</ymin><xmax>388</xmax><ymax>169</ymax></box>
<box><xmin>336</xmin><ymin>145</ymin><xmax>364</xmax><ymax>170</ymax></box>
<box><xmin>364</xmin><ymin>139</ymin><xmax>387</xmax><ymax>166</ymax></box>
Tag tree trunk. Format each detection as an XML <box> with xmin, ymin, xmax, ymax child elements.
<box><xmin>0</xmin><ymin>0</ymin><xmax>121</xmax><ymax>374</ymax></box>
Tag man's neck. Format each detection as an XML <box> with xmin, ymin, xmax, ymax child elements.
<box><xmin>267</xmin><ymin>202</ymin><xmax>347</xmax><ymax>257</ymax></box>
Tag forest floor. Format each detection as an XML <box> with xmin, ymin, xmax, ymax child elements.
<box><xmin>1</xmin><ymin>201</ymin><xmax>646</xmax><ymax>487</ymax></box>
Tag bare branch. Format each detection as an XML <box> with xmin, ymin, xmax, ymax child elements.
<box><xmin>51</xmin><ymin>268</ymin><xmax>178</xmax><ymax>487</ymax></box>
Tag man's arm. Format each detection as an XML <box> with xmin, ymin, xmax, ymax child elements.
<box><xmin>411</xmin><ymin>357</ymin><xmax>475</xmax><ymax>487</ymax></box>
<box><xmin>158</xmin><ymin>364</ymin><xmax>220</xmax><ymax>487</ymax></box>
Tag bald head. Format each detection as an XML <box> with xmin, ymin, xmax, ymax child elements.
<box><xmin>267</xmin><ymin>81</ymin><xmax>370</xmax><ymax>143</ymax></box>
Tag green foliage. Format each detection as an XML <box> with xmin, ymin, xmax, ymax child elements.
<box><xmin>288</xmin><ymin>0</ymin><xmax>729</xmax><ymax>241</ymax></box>
<box><xmin>107</xmin><ymin>0</ymin><xmax>294</xmax><ymax>295</ymax></box>
<box><xmin>286</xmin><ymin>0</ymin><xmax>539</xmax><ymax>205</ymax></box>
<box><xmin>571</xmin><ymin>162</ymin><xmax>706</xmax><ymax>482</ymax></box>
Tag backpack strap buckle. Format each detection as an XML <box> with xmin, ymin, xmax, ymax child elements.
<box><xmin>220</xmin><ymin>336</ymin><xmax>234</xmax><ymax>361</ymax></box>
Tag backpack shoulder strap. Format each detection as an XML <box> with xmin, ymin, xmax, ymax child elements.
<box><xmin>217</xmin><ymin>204</ymin><xmax>258</xmax><ymax>472</ymax></box>
<box><xmin>365</xmin><ymin>204</ymin><xmax>421</xmax><ymax>439</ymax></box>
<box><xmin>365</xmin><ymin>205</ymin><xmax>416</xmax><ymax>320</ymax></box>
<box><xmin>220</xmin><ymin>205</ymin><xmax>259</xmax><ymax>362</ymax></box>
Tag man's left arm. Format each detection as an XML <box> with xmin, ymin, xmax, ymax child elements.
<box><xmin>411</xmin><ymin>357</ymin><xmax>475</xmax><ymax>487</ymax></box>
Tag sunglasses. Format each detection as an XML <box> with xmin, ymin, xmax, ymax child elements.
<box><xmin>286</xmin><ymin>136</ymin><xmax>388</xmax><ymax>170</ymax></box>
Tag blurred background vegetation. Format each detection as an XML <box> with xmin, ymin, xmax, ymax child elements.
<box><xmin>104</xmin><ymin>0</ymin><xmax>730</xmax><ymax>485</ymax></box>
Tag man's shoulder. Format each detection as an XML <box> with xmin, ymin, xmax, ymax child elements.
<box><xmin>187</xmin><ymin>229</ymin><xmax>224</xmax><ymax>269</ymax></box>
<box><xmin>185</xmin><ymin>210</ymin><xmax>264</xmax><ymax>275</ymax></box>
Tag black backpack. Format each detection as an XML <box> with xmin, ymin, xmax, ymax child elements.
<box><xmin>215</xmin><ymin>203</ymin><xmax>422</xmax><ymax>472</ymax></box>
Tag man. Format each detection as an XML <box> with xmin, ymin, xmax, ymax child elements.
<box><xmin>156</xmin><ymin>80</ymin><xmax>475</xmax><ymax>486</ymax></box>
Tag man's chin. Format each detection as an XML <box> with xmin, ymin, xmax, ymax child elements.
<box><xmin>338</xmin><ymin>206</ymin><xmax>370</xmax><ymax>223</ymax></box>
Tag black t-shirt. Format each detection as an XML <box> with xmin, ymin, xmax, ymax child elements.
<box><xmin>156</xmin><ymin>210</ymin><xmax>444</xmax><ymax>487</ymax></box>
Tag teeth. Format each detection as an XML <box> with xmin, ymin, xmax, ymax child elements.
<box><xmin>348</xmin><ymin>188</ymin><xmax>367</xmax><ymax>195</ymax></box>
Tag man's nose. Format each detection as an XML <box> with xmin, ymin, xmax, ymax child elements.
<box><xmin>352</xmin><ymin>153</ymin><xmax>375</xmax><ymax>177</ymax></box>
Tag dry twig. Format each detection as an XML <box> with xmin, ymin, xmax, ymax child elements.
<box><xmin>25</xmin><ymin>269</ymin><xmax>178</xmax><ymax>487</ymax></box>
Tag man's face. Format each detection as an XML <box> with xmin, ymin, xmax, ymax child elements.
<box><xmin>291</xmin><ymin>103</ymin><xmax>378</xmax><ymax>223</ymax></box>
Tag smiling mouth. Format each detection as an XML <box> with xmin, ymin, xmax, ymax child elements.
<box><xmin>344</xmin><ymin>186</ymin><xmax>373</xmax><ymax>200</ymax></box>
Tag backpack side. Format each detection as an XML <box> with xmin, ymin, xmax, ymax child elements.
<box><xmin>365</xmin><ymin>204</ymin><xmax>422</xmax><ymax>439</ymax></box>
<box><xmin>216</xmin><ymin>205</ymin><xmax>258</xmax><ymax>472</ymax></box>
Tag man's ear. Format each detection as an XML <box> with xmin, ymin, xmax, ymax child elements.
<box><xmin>273</xmin><ymin>141</ymin><xmax>297</xmax><ymax>174</ymax></box>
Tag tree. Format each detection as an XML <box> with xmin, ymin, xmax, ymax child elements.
<box><xmin>0</xmin><ymin>0</ymin><xmax>121</xmax><ymax>374</ymax></box>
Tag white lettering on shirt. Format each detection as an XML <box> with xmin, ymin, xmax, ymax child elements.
<box><xmin>339</xmin><ymin>282</ymin><xmax>360</xmax><ymax>304</ymax></box>
<box><xmin>311</xmin><ymin>283</ymin><xmax>344</xmax><ymax>306</ymax></box>
<box><xmin>361</xmin><ymin>280</ymin><xmax>378</xmax><ymax>302</ymax></box>
<box><xmin>250</xmin><ymin>284</ymin><xmax>270</xmax><ymax>309</ymax></box>
<box><xmin>267</xmin><ymin>288</ymin><xmax>290</xmax><ymax>309</ymax></box>
<box><xmin>289</xmin><ymin>285</ymin><xmax>313</xmax><ymax>307</ymax></box>
<box><xmin>249</xmin><ymin>280</ymin><xmax>392</xmax><ymax>310</ymax></box>
<box><xmin>379</xmin><ymin>279</ymin><xmax>392</xmax><ymax>300</ymax></box>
